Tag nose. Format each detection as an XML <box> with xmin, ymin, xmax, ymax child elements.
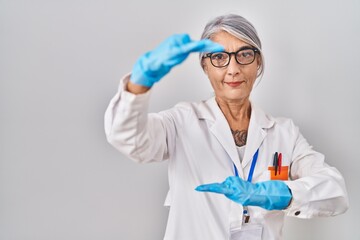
<box><xmin>226</xmin><ymin>54</ymin><xmax>241</xmax><ymax>77</ymax></box>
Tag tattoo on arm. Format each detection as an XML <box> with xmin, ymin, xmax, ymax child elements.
<box><xmin>231</xmin><ymin>129</ymin><xmax>248</xmax><ymax>147</ymax></box>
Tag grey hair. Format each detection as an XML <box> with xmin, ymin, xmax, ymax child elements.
<box><xmin>200</xmin><ymin>14</ymin><xmax>265</xmax><ymax>79</ymax></box>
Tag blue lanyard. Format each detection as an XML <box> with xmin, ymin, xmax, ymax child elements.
<box><xmin>233</xmin><ymin>148</ymin><xmax>259</xmax><ymax>183</ymax></box>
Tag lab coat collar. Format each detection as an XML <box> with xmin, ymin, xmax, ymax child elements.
<box><xmin>196</xmin><ymin>97</ymin><xmax>275</xmax><ymax>178</ymax></box>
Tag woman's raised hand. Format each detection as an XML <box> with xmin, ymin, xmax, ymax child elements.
<box><xmin>130</xmin><ymin>34</ymin><xmax>224</xmax><ymax>88</ymax></box>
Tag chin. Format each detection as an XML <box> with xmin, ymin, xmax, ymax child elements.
<box><xmin>229</xmin><ymin>89</ymin><xmax>249</xmax><ymax>98</ymax></box>
<box><xmin>221</xmin><ymin>93</ymin><xmax>249</xmax><ymax>102</ymax></box>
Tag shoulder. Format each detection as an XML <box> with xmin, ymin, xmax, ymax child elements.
<box><xmin>274</xmin><ymin>116</ymin><xmax>297</xmax><ymax>130</ymax></box>
<box><xmin>252</xmin><ymin>104</ymin><xmax>298</xmax><ymax>133</ymax></box>
<box><xmin>159</xmin><ymin>97</ymin><xmax>217</xmax><ymax>121</ymax></box>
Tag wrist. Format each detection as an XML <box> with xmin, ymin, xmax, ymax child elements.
<box><xmin>126</xmin><ymin>81</ymin><xmax>150</xmax><ymax>95</ymax></box>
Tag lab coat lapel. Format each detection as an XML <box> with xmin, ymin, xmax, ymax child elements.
<box><xmin>242</xmin><ymin>104</ymin><xmax>274</xmax><ymax>169</ymax></box>
<box><xmin>201</xmin><ymin>98</ymin><xmax>244</xmax><ymax>179</ymax></box>
<box><xmin>198</xmin><ymin>99</ymin><xmax>274</xmax><ymax>179</ymax></box>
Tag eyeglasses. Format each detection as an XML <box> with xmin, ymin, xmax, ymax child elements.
<box><xmin>203</xmin><ymin>47</ymin><xmax>259</xmax><ymax>68</ymax></box>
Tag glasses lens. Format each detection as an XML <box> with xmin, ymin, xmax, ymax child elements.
<box><xmin>210</xmin><ymin>52</ymin><xmax>229</xmax><ymax>67</ymax></box>
<box><xmin>236</xmin><ymin>49</ymin><xmax>255</xmax><ymax>65</ymax></box>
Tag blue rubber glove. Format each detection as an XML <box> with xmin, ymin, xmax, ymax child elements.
<box><xmin>130</xmin><ymin>34</ymin><xmax>224</xmax><ymax>87</ymax></box>
<box><xmin>195</xmin><ymin>176</ymin><xmax>292</xmax><ymax>210</ymax></box>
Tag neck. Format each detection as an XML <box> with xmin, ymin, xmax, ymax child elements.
<box><xmin>216</xmin><ymin>97</ymin><xmax>251</xmax><ymax>130</ymax></box>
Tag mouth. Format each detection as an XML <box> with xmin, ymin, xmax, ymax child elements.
<box><xmin>224</xmin><ymin>81</ymin><xmax>244</xmax><ymax>87</ymax></box>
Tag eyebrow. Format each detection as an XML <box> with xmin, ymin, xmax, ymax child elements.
<box><xmin>205</xmin><ymin>45</ymin><xmax>255</xmax><ymax>57</ymax></box>
<box><xmin>226</xmin><ymin>45</ymin><xmax>254</xmax><ymax>53</ymax></box>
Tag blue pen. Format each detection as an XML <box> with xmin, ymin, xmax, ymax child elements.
<box><xmin>274</xmin><ymin>152</ymin><xmax>278</xmax><ymax>176</ymax></box>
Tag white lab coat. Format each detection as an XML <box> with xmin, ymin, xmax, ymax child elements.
<box><xmin>104</xmin><ymin>74</ymin><xmax>349</xmax><ymax>240</ymax></box>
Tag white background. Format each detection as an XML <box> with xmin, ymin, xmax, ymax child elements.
<box><xmin>1</xmin><ymin>0</ymin><xmax>359</xmax><ymax>239</ymax></box>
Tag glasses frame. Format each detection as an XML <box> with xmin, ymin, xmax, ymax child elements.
<box><xmin>203</xmin><ymin>47</ymin><xmax>259</xmax><ymax>68</ymax></box>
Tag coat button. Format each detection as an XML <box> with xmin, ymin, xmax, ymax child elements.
<box><xmin>294</xmin><ymin>211</ymin><xmax>301</xmax><ymax>216</ymax></box>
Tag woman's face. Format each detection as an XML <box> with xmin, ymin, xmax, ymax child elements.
<box><xmin>202</xmin><ymin>31</ymin><xmax>261</xmax><ymax>103</ymax></box>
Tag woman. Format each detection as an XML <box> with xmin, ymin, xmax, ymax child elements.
<box><xmin>104</xmin><ymin>14</ymin><xmax>348</xmax><ymax>240</ymax></box>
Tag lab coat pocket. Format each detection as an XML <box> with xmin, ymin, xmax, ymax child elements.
<box><xmin>230</xmin><ymin>224</ymin><xmax>263</xmax><ymax>240</ymax></box>
<box><xmin>268</xmin><ymin>152</ymin><xmax>290</xmax><ymax>180</ymax></box>
<box><xmin>268</xmin><ymin>166</ymin><xmax>289</xmax><ymax>180</ymax></box>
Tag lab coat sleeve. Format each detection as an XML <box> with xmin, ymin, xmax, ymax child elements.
<box><xmin>284</xmin><ymin>121</ymin><xmax>349</xmax><ymax>218</ymax></box>
<box><xmin>104</xmin><ymin>73</ymin><xmax>175</xmax><ymax>163</ymax></box>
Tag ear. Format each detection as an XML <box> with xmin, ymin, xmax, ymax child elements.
<box><xmin>256</xmin><ymin>54</ymin><xmax>262</xmax><ymax>70</ymax></box>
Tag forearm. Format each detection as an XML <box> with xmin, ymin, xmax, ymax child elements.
<box><xmin>285</xmin><ymin>124</ymin><xmax>349</xmax><ymax>217</ymax></box>
<box><xmin>285</xmin><ymin>166</ymin><xmax>349</xmax><ymax>218</ymax></box>
<box><xmin>105</xmin><ymin>74</ymin><xmax>169</xmax><ymax>163</ymax></box>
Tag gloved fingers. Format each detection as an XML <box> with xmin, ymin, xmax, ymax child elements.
<box><xmin>164</xmin><ymin>39</ymin><xmax>224</xmax><ymax>67</ymax></box>
<box><xmin>163</xmin><ymin>34</ymin><xmax>223</xmax><ymax>54</ymax></box>
<box><xmin>178</xmin><ymin>39</ymin><xmax>224</xmax><ymax>55</ymax></box>
<box><xmin>152</xmin><ymin>34</ymin><xmax>224</xmax><ymax>68</ymax></box>
<box><xmin>195</xmin><ymin>182</ymin><xmax>234</xmax><ymax>195</ymax></box>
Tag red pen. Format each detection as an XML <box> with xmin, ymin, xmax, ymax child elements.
<box><xmin>278</xmin><ymin>153</ymin><xmax>282</xmax><ymax>175</ymax></box>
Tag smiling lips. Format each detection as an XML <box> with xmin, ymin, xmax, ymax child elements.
<box><xmin>224</xmin><ymin>81</ymin><xmax>244</xmax><ymax>87</ymax></box>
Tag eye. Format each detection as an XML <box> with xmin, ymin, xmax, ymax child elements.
<box><xmin>238</xmin><ymin>49</ymin><xmax>255</xmax><ymax>58</ymax></box>
<box><xmin>211</xmin><ymin>52</ymin><xmax>228</xmax><ymax>61</ymax></box>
